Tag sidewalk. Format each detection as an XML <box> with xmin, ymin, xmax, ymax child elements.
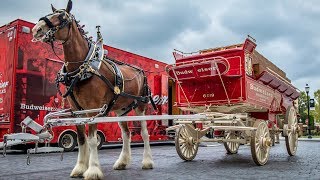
<box><xmin>277</xmin><ymin>136</ymin><xmax>320</xmax><ymax>142</ymax></box>
<box><xmin>297</xmin><ymin>137</ymin><xmax>320</xmax><ymax>142</ymax></box>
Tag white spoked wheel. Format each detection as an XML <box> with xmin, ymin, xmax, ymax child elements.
<box><xmin>251</xmin><ymin>120</ymin><xmax>271</xmax><ymax>166</ymax></box>
<box><xmin>175</xmin><ymin>125</ymin><xmax>199</xmax><ymax>161</ymax></box>
<box><xmin>224</xmin><ymin>131</ymin><xmax>240</xmax><ymax>154</ymax></box>
<box><xmin>285</xmin><ymin>106</ymin><xmax>298</xmax><ymax>156</ymax></box>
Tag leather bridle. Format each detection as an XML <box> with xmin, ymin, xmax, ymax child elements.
<box><xmin>38</xmin><ymin>10</ymin><xmax>73</xmax><ymax>43</ymax></box>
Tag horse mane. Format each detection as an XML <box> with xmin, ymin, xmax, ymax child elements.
<box><xmin>71</xmin><ymin>14</ymin><xmax>92</xmax><ymax>43</ymax></box>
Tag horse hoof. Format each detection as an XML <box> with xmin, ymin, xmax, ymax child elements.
<box><xmin>70</xmin><ymin>164</ymin><xmax>88</xmax><ymax>178</ymax></box>
<box><xmin>83</xmin><ymin>166</ymin><xmax>104</xmax><ymax>180</ymax></box>
<box><xmin>113</xmin><ymin>161</ymin><xmax>127</xmax><ymax>170</ymax></box>
<box><xmin>142</xmin><ymin>160</ymin><xmax>154</xmax><ymax>169</ymax></box>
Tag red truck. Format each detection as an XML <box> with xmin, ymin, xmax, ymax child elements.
<box><xmin>0</xmin><ymin>19</ymin><xmax>169</xmax><ymax>151</ymax></box>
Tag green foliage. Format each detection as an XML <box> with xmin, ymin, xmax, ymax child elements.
<box><xmin>298</xmin><ymin>91</ymin><xmax>308</xmax><ymax>123</ymax></box>
<box><xmin>313</xmin><ymin>90</ymin><xmax>320</xmax><ymax>123</ymax></box>
<box><xmin>298</xmin><ymin>89</ymin><xmax>320</xmax><ymax>124</ymax></box>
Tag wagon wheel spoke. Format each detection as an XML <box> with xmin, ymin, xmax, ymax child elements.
<box><xmin>180</xmin><ymin>143</ymin><xmax>186</xmax><ymax>150</ymax></box>
<box><xmin>182</xmin><ymin>144</ymin><xmax>187</xmax><ymax>155</ymax></box>
<box><xmin>188</xmin><ymin>148</ymin><xmax>191</xmax><ymax>158</ymax></box>
<box><xmin>179</xmin><ymin>138</ymin><xmax>186</xmax><ymax>144</ymax></box>
<box><xmin>181</xmin><ymin>129</ymin><xmax>188</xmax><ymax>139</ymax></box>
<box><xmin>192</xmin><ymin>145</ymin><xmax>196</xmax><ymax>153</ymax></box>
<box><xmin>187</xmin><ymin>147</ymin><xmax>191</xmax><ymax>158</ymax></box>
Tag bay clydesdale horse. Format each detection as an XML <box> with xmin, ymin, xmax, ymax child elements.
<box><xmin>32</xmin><ymin>0</ymin><xmax>156</xmax><ymax>179</ymax></box>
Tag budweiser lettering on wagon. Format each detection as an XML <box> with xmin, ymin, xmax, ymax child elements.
<box><xmin>247</xmin><ymin>81</ymin><xmax>275</xmax><ymax>105</ymax></box>
<box><xmin>170</xmin><ymin>59</ymin><xmax>229</xmax><ymax>80</ymax></box>
<box><xmin>249</xmin><ymin>83</ymin><xmax>273</xmax><ymax>98</ymax></box>
<box><xmin>175</xmin><ymin>69</ymin><xmax>193</xmax><ymax>75</ymax></box>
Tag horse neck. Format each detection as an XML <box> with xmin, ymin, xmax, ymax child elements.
<box><xmin>62</xmin><ymin>21</ymin><xmax>89</xmax><ymax>72</ymax></box>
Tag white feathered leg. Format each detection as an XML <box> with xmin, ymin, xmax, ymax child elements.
<box><xmin>70</xmin><ymin>125</ymin><xmax>89</xmax><ymax>177</ymax></box>
<box><xmin>83</xmin><ymin>124</ymin><xmax>104</xmax><ymax>180</ymax></box>
<box><xmin>136</xmin><ymin>110</ymin><xmax>154</xmax><ymax>169</ymax></box>
<box><xmin>113</xmin><ymin>121</ymin><xmax>131</xmax><ymax>170</ymax></box>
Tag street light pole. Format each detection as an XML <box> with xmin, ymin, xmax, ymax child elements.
<box><xmin>305</xmin><ymin>84</ymin><xmax>312</xmax><ymax>139</ymax></box>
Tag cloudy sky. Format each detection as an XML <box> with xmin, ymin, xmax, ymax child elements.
<box><xmin>1</xmin><ymin>0</ymin><xmax>319</xmax><ymax>96</ymax></box>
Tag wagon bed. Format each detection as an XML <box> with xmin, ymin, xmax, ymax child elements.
<box><xmin>167</xmin><ymin>38</ymin><xmax>299</xmax><ymax>114</ymax></box>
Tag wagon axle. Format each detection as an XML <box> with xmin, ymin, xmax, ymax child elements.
<box><xmin>259</xmin><ymin>136</ymin><xmax>272</xmax><ymax>148</ymax></box>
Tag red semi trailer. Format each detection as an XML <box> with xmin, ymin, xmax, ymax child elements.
<box><xmin>0</xmin><ymin>19</ymin><xmax>169</xmax><ymax>151</ymax></box>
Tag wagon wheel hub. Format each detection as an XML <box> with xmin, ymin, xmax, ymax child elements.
<box><xmin>260</xmin><ymin>136</ymin><xmax>271</xmax><ymax>147</ymax></box>
<box><xmin>187</xmin><ymin>137</ymin><xmax>195</xmax><ymax>146</ymax></box>
<box><xmin>291</xmin><ymin>123</ymin><xmax>298</xmax><ymax>135</ymax></box>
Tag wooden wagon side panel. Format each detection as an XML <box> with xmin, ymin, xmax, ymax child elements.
<box><xmin>245</xmin><ymin>77</ymin><xmax>282</xmax><ymax>112</ymax></box>
<box><xmin>173</xmin><ymin>51</ymin><xmax>246</xmax><ymax>107</ymax></box>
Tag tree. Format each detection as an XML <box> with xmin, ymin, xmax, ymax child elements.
<box><xmin>298</xmin><ymin>91</ymin><xmax>308</xmax><ymax>123</ymax></box>
<box><xmin>313</xmin><ymin>90</ymin><xmax>320</xmax><ymax>123</ymax></box>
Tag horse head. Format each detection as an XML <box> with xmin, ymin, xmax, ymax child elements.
<box><xmin>32</xmin><ymin>0</ymin><xmax>73</xmax><ymax>43</ymax></box>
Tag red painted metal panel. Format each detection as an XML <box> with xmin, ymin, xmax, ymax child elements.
<box><xmin>242</xmin><ymin>38</ymin><xmax>257</xmax><ymax>54</ymax></box>
<box><xmin>0</xmin><ymin>23</ymin><xmax>17</xmax><ymax>140</ymax></box>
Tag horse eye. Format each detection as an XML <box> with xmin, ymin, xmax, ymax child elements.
<box><xmin>37</xmin><ymin>27</ymin><xmax>43</xmax><ymax>33</ymax></box>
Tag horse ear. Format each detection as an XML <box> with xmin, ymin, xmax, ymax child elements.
<box><xmin>66</xmin><ymin>0</ymin><xmax>72</xmax><ymax>13</ymax></box>
<box><xmin>51</xmin><ymin>4</ymin><xmax>57</xmax><ymax>12</ymax></box>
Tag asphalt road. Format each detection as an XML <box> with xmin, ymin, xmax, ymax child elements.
<box><xmin>0</xmin><ymin>140</ymin><xmax>319</xmax><ymax>180</ymax></box>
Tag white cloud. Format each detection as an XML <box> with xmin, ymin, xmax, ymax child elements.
<box><xmin>0</xmin><ymin>0</ymin><xmax>319</xmax><ymax>94</ymax></box>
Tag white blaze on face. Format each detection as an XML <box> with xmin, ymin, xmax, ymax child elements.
<box><xmin>32</xmin><ymin>20</ymin><xmax>48</xmax><ymax>42</ymax></box>
<box><xmin>31</xmin><ymin>13</ymin><xmax>58</xmax><ymax>41</ymax></box>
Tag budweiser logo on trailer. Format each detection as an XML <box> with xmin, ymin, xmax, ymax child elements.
<box><xmin>0</xmin><ymin>81</ymin><xmax>9</xmax><ymax>94</ymax></box>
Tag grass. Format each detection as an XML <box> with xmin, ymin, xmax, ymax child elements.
<box><xmin>301</xmin><ymin>135</ymin><xmax>320</xmax><ymax>138</ymax></box>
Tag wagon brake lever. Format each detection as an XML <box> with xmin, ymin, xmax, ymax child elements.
<box><xmin>26</xmin><ymin>149</ymin><xmax>31</xmax><ymax>165</ymax></box>
<box><xmin>60</xmin><ymin>151</ymin><xmax>64</xmax><ymax>161</ymax></box>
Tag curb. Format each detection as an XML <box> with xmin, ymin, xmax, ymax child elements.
<box><xmin>280</xmin><ymin>137</ymin><xmax>320</xmax><ymax>142</ymax></box>
<box><xmin>297</xmin><ymin>138</ymin><xmax>320</xmax><ymax>142</ymax></box>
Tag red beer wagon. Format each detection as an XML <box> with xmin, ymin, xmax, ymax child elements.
<box><xmin>166</xmin><ymin>36</ymin><xmax>300</xmax><ymax>165</ymax></box>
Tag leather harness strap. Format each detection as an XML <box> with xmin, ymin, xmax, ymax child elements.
<box><xmin>56</xmin><ymin>55</ymin><xmax>157</xmax><ymax>116</ymax></box>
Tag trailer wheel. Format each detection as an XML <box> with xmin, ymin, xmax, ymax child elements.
<box><xmin>59</xmin><ymin>131</ymin><xmax>77</xmax><ymax>152</ymax></box>
<box><xmin>251</xmin><ymin>120</ymin><xmax>271</xmax><ymax>166</ymax></box>
<box><xmin>175</xmin><ymin>125</ymin><xmax>199</xmax><ymax>161</ymax></box>
<box><xmin>97</xmin><ymin>131</ymin><xmax>105</xmax><ymax>150</ymax></box>
<box><xmin>224</xmin><ymin>131</ymin><xmax>240</xmax><ymax>154</ymax></box>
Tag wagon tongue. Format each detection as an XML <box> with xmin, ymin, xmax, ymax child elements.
<box><xmin>1</xmin><ymin>117</ymin><xmax>64</xmax><ymax>165</ymax></box>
